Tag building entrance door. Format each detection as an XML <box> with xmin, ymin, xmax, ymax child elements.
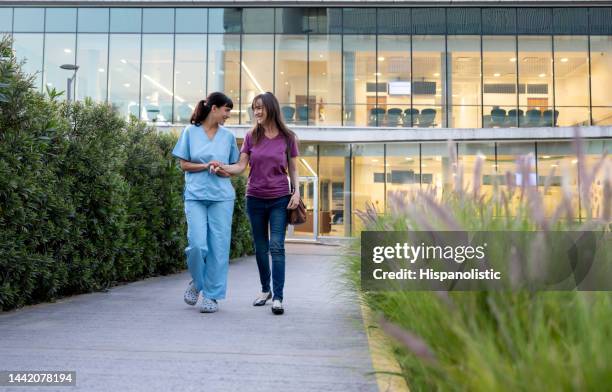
<box><xmin>287</xmin><ymin>175</ymin><xmax>319</xmax><ymax>241</ymax></box>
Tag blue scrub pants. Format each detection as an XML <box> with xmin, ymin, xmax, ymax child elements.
<box><xmin>184</xmin><ymin>199</ymin><xmax>234</xmax><ymax>300</ymax></box>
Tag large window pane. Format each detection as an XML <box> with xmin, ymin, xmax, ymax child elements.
<box><xmin>554</xmin><ymin>35</ymin><xmax>589</xmax><ymax>123</ymax></box>
<box><xmin>275</xmin><ymin>8</ymin><xmax>309</xmax><ymax>34</ymax></box>
<box><xmin>413</xmin><ymin>35</ymin><xmax>445</xmax><ymax>128</ymax></box>
<box><xmin>386</xmin><ymin>143</ymin><xmax>420</xmax><ymax>205</ymax></box>
<box><xmin>78</xmin><ymin>8</ymin><xmax>109</xmax><ymax>33</ymax></box>
<box><xmin>174</xmin><ymin>35</ymin><xmax>206</xmax><ymax>123</ymax></box>
<box><xmin>208</xmin><ymin>8</ymin><xmax>241</xmax><ymax>33</ymax></box>
<box><xmin>14</xmin><ymin>8</ymin><xmax>44</xmax><ymax>32</ymax></box>
<box><xmin>309</xmin><ymin>35</ymin><xmax>342</xmax><ymax>126</ymax></box>
<box><xmin>343</xmin><ymin>35</ymin><xmax>375</xmax><ymax>127</ymax></box>
<box><xmin>537</xmin><ymin>142</ymin><xmax>578</xmax><ymax>218</ymax></box>
<box><xmin>143</xmin><ymin>9</ymin><xmax>174</xmax><ymax>33</ymax></box>
<box><xmin>275</xmin><ymin>35</ymin><xmax>307</xmax><ymax>125</ymax></box>
<box><xmin>421</xmin><ymin>143</ymin><xmax>453</xmax><ymax>199</ymax></box>
<box><xmin>241</xmin><ymin>34</ymin><xmax>274</xmax><ymax>125</ymax></box>
<box><xmin>448</xmin><ymin>35</ymin><xmax>481</xmax><ymax>128</ymax></box>
<box><xmin>377</xmin><ymin>9</ymin><xmax>411</xmax><ymax>35</ymax></box>
<box><xmin>518</xmin><ymin>36</ymin><xmax>553</xmax><ymax>127</ymax></box>
<box><xmin>352</xmin><ymin>144</ymin><xmax>385</xmax><ymax>233</ymax></box>
<box><xmin>43</xmin><ymin>33</ymin><xmax>77</xmax><ymax>100</ymax></box>
<box><xmin>590</xmin><ymin>36</ymin><xmax>612</xmax><ymax>107</ymax></box>
<box><xmin>458</xmin><ymin>142</ymin><xmax>497</xmax><ymax>199</ymax></box>
<box><xmin>45</xmin><ymin>8</ymin><xmax>76</xmax><ymax>32</ymax></box>
<box><xmin>343</xmin><ymin>8</ymin><xmax>376</xmax><ymax>34</ymax></box>
<box><xmin>12</xmin><ymin>33</ymin><xmax>44</xmax><ymax>90</ymax></box>
<box><xmin>175</xmin><ymin>9</ymin><xmax>206</xmax><ymax>33</ymax></box>
<box><xmin>243</xmin><ymin>8</ymin><xmax>274</xmax><ymax>34</ymax></box>
<box><xmin>378</xmin><ymin>35</ymin><xmax>411</xmax><ymax>127</ymax></box>
<box><xmin>496</xmin><ymin>142</ymin><xmax>536</xmax><ymax>207</ymax></box>
<box><xmin>0</xmin><ymin>8</ymin><xmax>12</xmax><ymax>33</ymax></box>
<box><xmin>141</xmin><ymin>35</ymin><xmax>173</xmax><ymax>123</ymax></box>
<box><xmin>108</xmin><ymin>34</ymin><xmax>141</xmax><ymax>119</ymax></box>
<box><xmin>292</xmin><ymin>144</ymin><xmax>318</xmax><ymax>238</ymax></box>
<box><xmin>319</xmin><ymin>144</ymin><xmax>351</xmax><ymax>237</ymax></box>
<box><xmin>483</xmin><ymin>36</ymin><xmax>517</xmax><ymax>128</ymax></box>
<box><xmin>110</xmin><ymin>8</ymin><xmax>141</xmax><ymax>33</ymax></box>
<box><xmin>207</xmin><ymin>34</ymin><xmax>240</xmax><ymax>124</ymax></box>
<box><xmin>584</xmin><ymin>140</ymin><xmax>612</xmax><ymax>220</ymax></box>
<box><xmin>76</xmin><ymin>33</ymin><xmax>108</xmax><ymax>102</ymax></box>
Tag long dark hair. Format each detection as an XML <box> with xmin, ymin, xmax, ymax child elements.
<box><xmin>190</xmin><ymin>92</ymin><xmax>233</xmax><ymax>126</ymax></box>
<box><xmin>250</xmin><ymin>92</ymin><xmax>296</xmax><ymax>146</ymax></box>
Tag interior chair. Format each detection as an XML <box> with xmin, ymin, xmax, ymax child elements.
<box><xmin>418</xmin><ymin>108</ymin><xmax>436</xmax><ymax>128</ymax></box>
<box><xmin>524</xmin><ymin>109</ymin><xmax>542</xmax><ymax>127</ymax></box>
<box><xmin>281</xmin><ymin>106</ymin><xmax>296</xmax><ymax>122</ymax></box>
<box><xmin>387</xmin><ymin>108</ymin><xmax>403</xmax><ymax>127</ymax></box>
<box><xmin>369</xmin><ymin>108</ymin><xmax>386</xmax><ymax>127</ymax></box>
<box><xmin>490</xmin><ymin>107</ymin><xmax>507</xmax><ymax>127</ymax></box>
<box><xmin>404</xmin><ymin>108</ymin><xmax>419</xmax><ymax>127</ymax></box>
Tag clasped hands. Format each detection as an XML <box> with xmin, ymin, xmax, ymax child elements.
<box><xmin>207</xmin><ymin>161</ymin><xmax>230</xmax><ymax>177</ymax></box>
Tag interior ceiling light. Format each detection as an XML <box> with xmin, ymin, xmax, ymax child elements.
<box><xmin>560</xmin><ymin>57</ymin><xmax>569</xmax><ymax>62</ymax></box>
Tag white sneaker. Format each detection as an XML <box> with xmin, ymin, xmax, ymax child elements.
<box><xmin>271</xmin><ymin>299</ymin><xmax>284</xmax><ymax>315</ymax></box>
<box><xmin>253</xmin><ymin>292</ymin><xmax>272</xmax><ymax>306</ymax></box>
<box><xmin>184</xmin><ymin>281</ymin><xmax>199</xmax><ymax>306</ymax></box>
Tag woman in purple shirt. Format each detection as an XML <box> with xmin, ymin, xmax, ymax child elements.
<box><xmin>218</xmin><ymin>92</ymin><xmax>300</xmax><ymax>315</ymax></box>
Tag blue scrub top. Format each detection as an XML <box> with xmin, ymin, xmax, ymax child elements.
<box><xmin>172</xmin><ymin>124</ymin><xmax>240</xmax><ymax>201</ymax></box>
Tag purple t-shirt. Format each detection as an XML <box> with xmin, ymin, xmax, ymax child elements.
<box><xmin>241</xmin><ymin>131</ymin><xmax>299</xmax><ymax>199</ymax></box>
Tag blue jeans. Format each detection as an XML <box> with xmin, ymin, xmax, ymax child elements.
<box><xmin>246</xmin><ymin>195</ymin><xmax>290</xmax><ymax>301</ymax></box>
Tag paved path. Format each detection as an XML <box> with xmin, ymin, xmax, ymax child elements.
<box><xmin>0</xmin><ymin>244</ymin><xmax>378</xmax><ymax>392</ymax></box>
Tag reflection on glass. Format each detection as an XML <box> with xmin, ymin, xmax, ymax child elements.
<box><xmin>174</xmin><ymin>35</ymin><xmax>206</xmax><ymax>123</ymax></box>
<box><xmin>0</xmin><ymin>8</ymin><xmax>12</xmax><ymax>32</ymax></box>
<box><xmin>13</xmin><ymin>8</ymin><xmax>44</xmax><ymax>32</ymax></box>
<box><xmin>343</xmin><ymin>35</ymin><xmax>375</xmax><ymax>126</ymax></box>
<box><xmin>241</xmin><ymin>34</ymin><xmax>274</xmax><ymax>124</ymax></box>
<box><xmin>448</xmin><ymin>35</ymin><xmax>481</xmax><ymax>128</ymax></box>
<box><xmin>141</xmin><ymin>35</ymin><xmax>173</xmax><ymax>123</ymax></box>
<box><xmin>421</xmin><ymin>143</ymin><xmax>453</xmax><ymax>199</ymax></box>
<box><xmin>208</xmin><ymin>34</ymin><xmax>240</xmax><ymax>124</ymax></box>
<box><xmin>76</xmin><ymin>34</ymin><xmax>108</xmax><ymax>102</ymax></box>
<box><xmin>275</xmin><ymin>35</ymin><xmax>307</xmax><ymax>125</ymax></box>
<box><xmin>458</xmin><ymin>142</ymin><xmax>496</xmax><ymax>199</ymax></box>
<box><xmin>309</xmin><ymin>35</ymin><xmax>341</xmax><ymax>126</ymax></box>
<box><xmin>584</xmin><ymin>140</ymin><xmax>612</xmax><ymax>220</ymax></box>
<box><xmin>175</xmin><ymin>9</ymin><xmax>207</xmax><ymax>33</ymax></box>
<box><xmin>12</xmin><ymin>33</ymin><xmax>44</xmax><ymax>90</ymax></box>
<box><xmin>208</xmin><ymin>8</ymin><xmax>241</xmax><ymax>33</ymax></box>
<box><xmin>385</xmin><ymin>143</ymin><xmax>420</xmax><ymax>208</ymax></box>
<box><xmin>497</xmin><ymin>142</ymin><xmax>536</xmax><ymax>214</ymax></box>
<box><xmin>590</xmin><ymin>36</ymin><xmax>612</xmax><ymax>107</ymax></box>
<box><xmin>291</xmin><ymin>143</ymin><xmax>318</xmax><ymax>238</ymax></box>
<box><xmin>108</xmin><ymin>34</ymin><xmax>141</xmax><ymax>119</ymax></box>
<box><xmin>537</xmin><ymin>142</ymin><xmax>578</xmax><ymax>218</ymax></box>
<box><xmin>46</xmin><ymin>8</ymin><xmax>77</xmax><ymax>32</ymax></box>
<box><xmin>412</xmin><ymin>35</ymin><xmax>445</xmax><ymax>127</ymax></box>
<box><xmin>352</xmin><ymin>144</ymin><xmax>385</xmax><ymax>234</ymax></box>
<box><xmin>275</xmin><ymin>8</ymin><xmax>309</xmax><ymax>34</ymax></box>
<box><xmin>483</xmin><ymin>36</ymin><xmax>517</xmax><ymax>128</ymax></box>
<box><xmin>378</xmin><ymin>35</ymin><xmax>411</xmax><ymax>126</ymax></box>
<box><xmin>110</xmin><ymin>8</ymin><xmax>141</xmax><ymax>33</ymax></box>
<box><xmin>78</xmin><ymin>8</ymin><xmax>109</xmax><ymax>33</ymax></box>
<box><xmin>319</xmin><ymin>144</ymin><xmax>351</xmax><ymax>236</ymax></box>
<box><xmin>592</xmin><ymin>107</ymin><xmax>612</xmax><ymax>125</ymax></box>
<box><xmin>143</xmin><ymin>9</ymin><xmax>174</xmax><ymax>33</ymax></box>
<box><xmin>243</xmin><ymin>8</ymin><xmax>274</xmax><ymax>33</ymax></box>
<box><xmin>43</xmin><ymin>34</ymin><xmax>77</xmax><ymax>99</ymax></box>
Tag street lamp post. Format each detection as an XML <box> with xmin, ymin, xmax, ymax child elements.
<box><xmin>60</xmin><ymin>64</ymin><xmax>79</xmax><ymax>102</ymax></box>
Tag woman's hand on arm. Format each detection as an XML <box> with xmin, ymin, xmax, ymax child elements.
<box><xmin>219</xmin><ymin>152</ymin><xmax>249</xmax><ymax>175</ymax></box>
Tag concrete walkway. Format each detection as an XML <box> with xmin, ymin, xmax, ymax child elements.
<box><xmin>0</xmin><ymin>244</ymin><xmax>378</xmax><ymax>392</ymax></box>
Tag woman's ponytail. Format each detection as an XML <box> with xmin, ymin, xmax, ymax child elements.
<box><xmin>189</xmin><ymin>93</ymin><xmax>234</xmax><ymax>126</ymax></box>
<box><xmin>190</xmin><ymin>100</ymin><xmax>212</xmax><ymax>126</ymax></box>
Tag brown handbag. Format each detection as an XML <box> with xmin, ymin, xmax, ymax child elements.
<box><xmin>285</xmin><ymin>137</ymin><xmax>307</xmax><ymax>225</ymax></box>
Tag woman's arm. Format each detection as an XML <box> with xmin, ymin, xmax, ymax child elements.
<box><xmin>287</xmin><ymin>156</ymin><xmax>300</xmax><ymax>209</ymax></box>
<box><xmin>219</xmin><ymin>153</ymin><xmax>249</xmax><ymax>175</ymax></box>
<box><xmin>179</xmin><ymin>159</ymin><xmax>210</xmax><ymax>173</ymax></box>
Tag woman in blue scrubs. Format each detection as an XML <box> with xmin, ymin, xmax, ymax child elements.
<box><xmin>172</xmin><ymin>92</ymin><xmax>239</xmax><ymax>313</ymax></box>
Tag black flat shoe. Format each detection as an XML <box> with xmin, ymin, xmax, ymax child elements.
<box><xmin>253</xmin><ymin>292</ymin><xmax>272</xmax><ymax>306</ymax></box>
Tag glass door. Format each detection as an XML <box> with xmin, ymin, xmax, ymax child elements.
<box><xmin>287</xmin><ymin>174</ymin><xmax>318</xmax><ymax>241</ymax></box>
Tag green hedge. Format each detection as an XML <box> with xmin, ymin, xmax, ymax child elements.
<box><xmin>0</xmin><ymin>36</ymin><xmax>253</xmax><ymax>311</ymax></box>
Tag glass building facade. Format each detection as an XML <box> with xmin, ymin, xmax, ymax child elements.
<box><xmin>2</xmin><ymin>6</ymin><xmax>612</xmax><ymax>127</ymax></box>
<box><xmin>1</xmin><ymin>5</ymin><xmax>611</xmax><ymax>238</ymax></box>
